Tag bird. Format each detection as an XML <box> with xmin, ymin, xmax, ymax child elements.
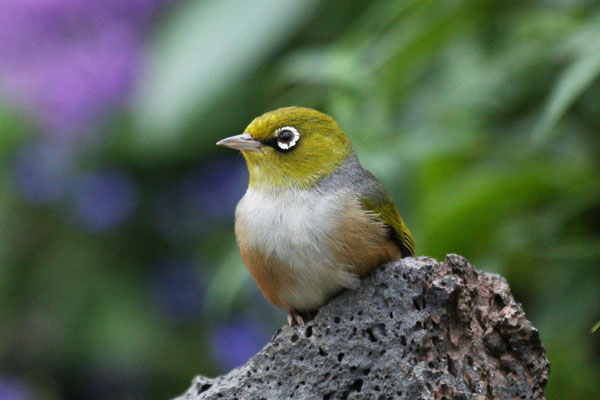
<box><xmin>217</xmin><ymin>107</ymin><xmax>414</xmax><ymax>326</ymax></box>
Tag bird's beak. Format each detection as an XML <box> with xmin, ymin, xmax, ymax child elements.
<box><xmin>216</xmin><ymin>133</ymin><xmax>263</xmax><ymax>151</ymax></box>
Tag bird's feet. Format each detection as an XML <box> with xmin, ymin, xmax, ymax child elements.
<box><xmin>287</xmin><ymin>310</ymin><xmax>306</xmax><ymax>327</ymax></box>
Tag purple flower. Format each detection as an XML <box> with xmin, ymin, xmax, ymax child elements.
<box><xmin>210</xmin><ymin>316</ymin><xmax>270</xmax><ymax>371</ymax></box>
<box><xmin>72</xmin><ymin>170</ymin><xmax>137</xmax><ymax>231</ymax></box>
<box><xmin>0</xmin><ymin>0</ymin><xmax>162</xmax><ymax>142</ymax></box>
<box><xmin>12</xmin><ymin>140</ymin><xmax>74</xmax><ymax>204</ymax></box>
<box><xmin>153</xmin><ymin>157</ymin><xmax>247</xmax><ymax>240</ymax></box>
<box><xmin>194</xmin><ymin>157</ymin><xmax>248</xmax><ymax>220</ymax></box>
<box><xmin>0</xmin><ymin>376</ymin><xmax>31</xmax><ymax>400</ymax></box>
<box><xmin>150</xmin><ymin>258</ymin><xmax>204</xmax><ymax>320</ymax></box>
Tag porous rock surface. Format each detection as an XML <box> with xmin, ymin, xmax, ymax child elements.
<box><xmin>176</xmin><ymin>255</ymin><xmax>550</xmax><ymax>400</ymax></box>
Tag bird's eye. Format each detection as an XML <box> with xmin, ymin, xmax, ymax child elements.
<box><xmin>275</xmin><ymin>126</ymin><xmax>300</xmax><ymax>150</ymax></box>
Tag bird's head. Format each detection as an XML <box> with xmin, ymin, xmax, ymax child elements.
<box><xmin>217</xmin><ymin>107</ymin><xmax>352</xmax><ymax>189</ymax></box>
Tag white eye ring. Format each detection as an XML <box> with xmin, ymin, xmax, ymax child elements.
<box><xmin>275</xmin><ymin>126</ymin><xmax>300</xmax><ymax>150</ymax></box>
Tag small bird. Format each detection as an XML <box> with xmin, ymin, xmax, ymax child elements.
<box><xmin>217</xmin><ymin>107</ymin><xmax>414</xmax><ymax>326</ymax></box>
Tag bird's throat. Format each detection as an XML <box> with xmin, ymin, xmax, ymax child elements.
<box><xmin>242</xmin><ymin>145</ymin><xmax>351</xmax><ymax>190</ymax></box>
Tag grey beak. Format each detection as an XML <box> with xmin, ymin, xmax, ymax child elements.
<box><xmin>216</xmin><ymin>133</ymin><xmax>263</xmax><ymax>151</ymax></box>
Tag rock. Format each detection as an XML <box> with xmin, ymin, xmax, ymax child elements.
<box><xmin>175</xmin><ymin>255</ymin><xmax>550</xmax><ymax>400</ymax></box>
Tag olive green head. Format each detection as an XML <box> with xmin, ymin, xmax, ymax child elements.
<box><xmin>217</xmin><ymin>107</ymin><xmax>352</xmax><ymax>189</ymax></box>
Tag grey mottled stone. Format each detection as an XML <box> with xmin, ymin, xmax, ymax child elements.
<box><xmin>175</xmin><ymin>255</ymin><xmax>550</xmax><ymax>400</ymax></box>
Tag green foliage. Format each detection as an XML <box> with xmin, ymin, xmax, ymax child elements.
<box><xmin>130</xmin><ymin>0</ymin><xmax>318</xmax><ymax>157</ymax></box>
<box><xmin>2</xmin><ymin>0</ymin><xmax>600</xmax><ymax>399</ymax></box>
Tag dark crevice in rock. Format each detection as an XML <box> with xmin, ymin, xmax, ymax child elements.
<box><xmin>305</xmin><ymin>326</ymin><xmax>313</xmax><ymax>338</ymax></box>
<box><xmin>197</xmin><ymin>384</ymin><xmax>211</xmax><ymax>394</ymax></box>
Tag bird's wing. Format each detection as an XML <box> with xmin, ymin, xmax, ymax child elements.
<box><xmin>359</xmin><ymin>190</ymin><xmax>415</xmax><ymax>258</ymax></box>
<box><xmin>321</xmin><ymin>152</ymin><xmax>414</xmax><ymax>257</ymax></box>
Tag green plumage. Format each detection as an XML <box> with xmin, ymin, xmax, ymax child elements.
<box><xmin>242</xmin><ymin>107</ymin><xmax>352</xmax><ymax>189</ymax></box>
<box><xmin>361</xmin><ymin>195</ymin><xmax>415</xmax><ymax>257</ymax></box>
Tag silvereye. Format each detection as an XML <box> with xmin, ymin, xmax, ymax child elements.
<box><xmin>217</xmin><ymin>107</ymin><xmax>414</xmax><ymax>326</ymax></box>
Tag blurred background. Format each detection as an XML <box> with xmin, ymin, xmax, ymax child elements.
<box><xmin>0</xmin><ymin>0</ymin><xmax>598</xmax><ymax>399</ymax></box>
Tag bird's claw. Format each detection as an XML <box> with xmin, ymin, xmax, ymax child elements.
<box><xmin>287</xmin><ymin>310</ymin><xmax>305</xmax><ymax>327</ymax></box>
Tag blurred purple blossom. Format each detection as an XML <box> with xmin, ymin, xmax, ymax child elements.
<box><xmin>0</xmin><ymin>0</ymin><xmax>162</xmax><ymax>142</ymax></box>
<box><xmin>12</xmin><ymin>140</ymin><xmax>74</xmax><ymax>204</ymax></box>
<box><xmin>153</xmin><ymin>157</ymin><xmax>247</xmax><ymax>240</ymax></box>
<box><xmin>0</xmin><ymin>376</ymin><xmax>31</xmax><ymax>400</ymax></box>
<box><xmin>73</xmin><ymin>170</ymin><xmax>137</xmax><ymax>231</ymax></box>
<box><xmin>196</xmin><ymin>158</ymin><xmax>248</xmax><ymax>219</ymax></box>
<box><xmin>150</xmin><ymin>258</ymin><xmax>204</xmax><ymax>320</ymax></box>
<box><xmin>210</xmin><ymin>316</ymin><xmax>270</xmax><ymax>371</ymax></box>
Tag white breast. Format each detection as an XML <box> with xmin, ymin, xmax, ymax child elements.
<box><xmin>235</xmin><ymin>187</ymin><xmax>359</xmax><ymax>310</ymax></box>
